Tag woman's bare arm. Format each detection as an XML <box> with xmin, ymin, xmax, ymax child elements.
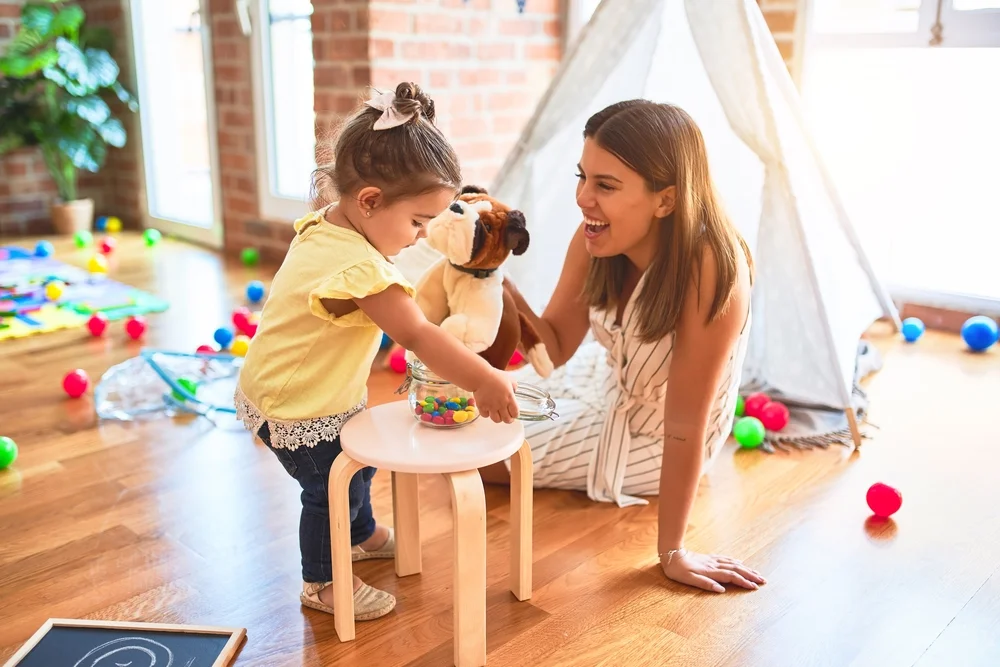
<box><xmin>505</xmin><ymin>223</ymin><xmax>592</xmax><ymax>369</ymax></box>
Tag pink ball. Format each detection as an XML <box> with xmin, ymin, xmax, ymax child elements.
<box><xmin>509</xmin><ymin>349</ymin><xmax>524</xmax><ymax>366</ymax></box>
<box><xmin>87</xmin><ymin>313</ymin><xmax>109</xmax><ymax>337</ymax></box>
<box><xmin>125</xmin><ymin>316</ymin><xmax>147</xmax><ymax>340</ymax></box>
<box><xmin>744</xmin><ymin>392</ymin><xmax>770</xmax><ymax>419</ymax></box>
<box><xmin>99</xmin><ymin>237</ymin><xmax>116</xmax><ymax>254</ymax></box>
<box><xmin>196</xmin><ymin>344</ymin><xmax>216</xmax><ymax>354</ymax></box>
<box><xmin>759</xmin><ymin>401</ymin><xmax>790</xmax><ymax>431</ymax></box>
<box><xmin>389</xmin><ymin>348</ymin><xmax>407</xmax><ymax>373</ymax></box>
<box><xmin>867</xmin><ymin>482</ymin><xmax>902</xmax><ymax>518</ymax></box>
<box><xmin>63</xmin><ymin>369</ymin><xmax>90</xmax><ymax>398</ymax></box>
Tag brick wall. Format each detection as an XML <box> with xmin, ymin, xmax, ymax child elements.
<box><xmin>758</xmin><ymin>0</ymin><xmax>800</xmax><ymax>75</ymax></box>
<box><xmin>0</xmin><ymin>0</ymin><xmax>141</xmax><ymax>236</ymax></box>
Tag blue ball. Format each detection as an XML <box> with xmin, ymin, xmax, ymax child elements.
<box><xmin>34</xmin><ymin>240</ymin><xmax>55</xmax><ymax>258</ymax></box>
<box><xmin>901</xmin><ymin>317</ymin><xmax>925</xmax><ymax>343</ymax></box>
<box><xmin>380</xmin><ymin>332</ymin><xmax>392</xmax><ymax>350</ymax></box>
<box><xmin>95</xmin><ymin>216</ymin><xmax>108</xmax><ymax>231</ymax></box>
<box><xmin>246</xmin><ymin>280</ymin><xmax>266</xmax><ymax>304</ymax></box>
<box><xmin>214</xmin><ymin>326</ymin><xmax>235</xmax><ymax>349</ymax></box>
<box><xmin>961</xmin><ymin>316</ymin><xmax>998</xmax><ymax>352</ymax></box>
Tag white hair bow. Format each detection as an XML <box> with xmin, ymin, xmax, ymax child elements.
<box><xmin>365</xmin><ymin>90</ymin><xmax>415</xmax><ymax>131</ymax></box>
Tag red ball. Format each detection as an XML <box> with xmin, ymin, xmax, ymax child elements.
<box><xmin>232</xmin><ymin>307</ymin><xmax>252</xmax><ymax>331</ymax></box>
<box><xmin>243</xmin><ymin>322</ymin><xmax>258</xmax><ymax>338</ymax></box>
<box><xmin>125</xmin><ymin>316</ymin><xmax>146</xmax><ymax>340</ymax></box>
<box><xmin>509</xmin><ymin>349</ymin><xmax>524</xmax><ymax>366</ymax></box>
<box><xmin>389</xmin><ymin>348</ymin><xmax>407</xmax><ymax>373</ymax></box>
<box><xmin>759</xmin><ymin>401</ymin><xmax>790</xmax><ymax>431</ymax></box>
<box><xmin>87</xmin><ymin>312</ymin><xmax>109</xmax><ymax>337</ymax></box>
<box><xmin>63</xmin><ymin>369</ymin><xmax>90</xmax><ymax>398</ymax></box>
<box><xmin>99</xmin><ymin>237</ymin><xmax>116</xmax><ymax>254</ymax></box>
<box><xmin>196</xmin><ymin>344</ymin><xmax>216</xmax><ymax>354</ymax></box>
<box><xmin>866</xmin><ymin>482</ymin><xmax>902</xmax><ymax>518</ymax></box>
<box><xmin>744</xmin><ymin>392</ymin><xmax>770</xmax><ymax>419</ymax></box>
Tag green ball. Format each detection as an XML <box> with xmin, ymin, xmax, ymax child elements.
<box><xmin>735</xmin><ymin>394</ymin><xmax>745</xmax><ymax>417</ymax></box>
<box><xmin>0</xmin><ymin>436</ymin><xmax>18</xmax><ymax>469</ymax></box>
<box><xmin>143</xmin><ymin>228</ymin><xmax>162</xmax><ymax>246</ymax></box>
<box><xmin>241</xmin><ymin>247</ymin><xmax>260</xmax><ymax>266</ymax></box>
<box><xmin>733</xmin><ymin>416</ymin><xmax>766</xmax><ymax>449</ymax></box>
<box><xmin>172</xmin><ymin>377</ymin><xmax>199</xmax><ymax>402</ymax></box>
<box><xmin>74</xmin><ymin>230</ymin><xmax>93</xmax><ymax>248</ymax></box>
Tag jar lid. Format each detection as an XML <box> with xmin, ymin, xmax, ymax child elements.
<box><xmin>515</xmin><ymin>382</ymin><xmax>558</xmax><ymax>422</ymax></box>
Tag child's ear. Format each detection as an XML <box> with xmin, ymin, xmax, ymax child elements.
<box><xmin>357</xmin><ymin>186</ymin><xmax>383</xmax><ymax>215</ymax></box>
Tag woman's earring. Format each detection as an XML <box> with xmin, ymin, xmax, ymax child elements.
<box><xmin>366</xmin><ymin>211</ymin><xmax>372</xmax><ymax>217</ymax></box>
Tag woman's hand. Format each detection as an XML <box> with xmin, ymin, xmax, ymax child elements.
<box><xmin>660</xmin><ymin>549</ymin><xmax>766</xmax><ymax>593</ymax></box>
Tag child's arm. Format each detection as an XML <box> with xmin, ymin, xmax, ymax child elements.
<box><xmin>349</xmin><ymin>285</ymin><xmax>519</xmax><ymax>423</ymax></box>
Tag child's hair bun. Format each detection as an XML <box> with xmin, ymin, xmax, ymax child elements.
<box><xmin>393</xmin><ymin>82</ymin><xmax>436</xmax><ymax>124</ymax></box>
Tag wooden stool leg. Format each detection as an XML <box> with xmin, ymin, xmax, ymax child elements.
<box><xmin>510</xmin><ymin>440</ymin><xmax>533</xmax><ymax>601</ymax></box>
<box><xmin>329</xmin><ymin>452</ymin><xmax>366</xmax><ymax>642</ymax></box>
<box><xmin>392</xmin><ymin>471</ymin><xmax>422</xmax><ymax>577</ymax></box>
<box><xmin>446</xmin><ymin>469</ymin><xmax>487</xmax><ymax>667</ymax></box>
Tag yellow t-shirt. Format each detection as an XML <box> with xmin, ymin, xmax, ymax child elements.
<box><xmin>238</xmin><ymin>211</ymin><xmax>414</xmax><ymax>422</ymax></box>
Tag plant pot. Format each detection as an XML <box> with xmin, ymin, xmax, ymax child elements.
<box><xmin>51</xmin><ymin>198</ymin><xmax>95</xmax><ymax>235</ymax></box>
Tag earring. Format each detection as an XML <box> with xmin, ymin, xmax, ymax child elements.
<box><xmin>366</xmin><ymin>211</ymin><xmax>372</xmax><ymax>217</ymax></box>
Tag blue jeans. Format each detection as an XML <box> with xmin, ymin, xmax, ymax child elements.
<box><xmin>257</xmin><ymin>422</ymin><xmax>377</xmax><ymax>583</ymax></box>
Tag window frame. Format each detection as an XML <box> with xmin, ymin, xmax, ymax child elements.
<box><xmin>249</xmin><ymin>0</ymin><xmax>314</xmax><ymax>222</ymax></box>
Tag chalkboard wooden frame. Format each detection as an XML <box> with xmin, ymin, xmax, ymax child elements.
<box><xmin>3</xmin><ymin>618</ymin><xmax>247</xmax><ymax>667</ymax></box>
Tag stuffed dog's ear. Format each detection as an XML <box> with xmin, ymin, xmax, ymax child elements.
<box><xmin>505</xmin><ymin>210</ymin><xmax>529</xmax><ymax>256</ymax></box>
<box><xmin>460</xmin><ymin>185</ymin><xmax>488</xmax><ymax>195</ymax></box>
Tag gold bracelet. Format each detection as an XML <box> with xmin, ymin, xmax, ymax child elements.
<box><xmin>658</xmin><ymin>548</ymin><xmax>687</xmax><ymax>566</ymax></box>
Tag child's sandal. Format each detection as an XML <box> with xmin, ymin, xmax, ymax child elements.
<box><xmin>300</xmin><ymin>581</ymin><xmax>396</xmax><ymax>621</ymax></box>
<box><xmin>352</xmin><ymin>528</ymin><xmax>396</xmax><ymax>562</ymax></box>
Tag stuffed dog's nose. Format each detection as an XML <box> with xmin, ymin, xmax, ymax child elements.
<box><xmin>449</xmin><ymin>202</ymin><xmax>464</xmax><ymax>214</ymax></box>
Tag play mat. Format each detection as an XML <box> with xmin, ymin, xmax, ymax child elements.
<box><xmin>0</xmin><ymin>245</ymin><xmax>168</xmax><ymax>340</ymax></box>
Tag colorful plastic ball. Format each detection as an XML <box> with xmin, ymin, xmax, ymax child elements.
<box><xmin>73</xmin><ymin>230</ymin><xmax>93</xmax><ymax>248</ymax></box>
<box><xmin>246</xmin><ymin>280</ymin><xmax>266</xmax><ymax>304</ymax></box>
<box><xmin>196</xmin><ymin>344</ymin><xmax>216</xmax><ymax>354</ymax></box>
<box><xmin>143</xmin><ymin>228</ymin><xmax>162</xmax><ymax>246</ymax></box>
<box><xmin>961</xmin><ymin>315</ymin><xmax>998</xmax><ymax>352</ymax></box>
<box><xmin>241</xmin><ymin>247</ymin><xmax>260</xmax><ymax>267</ymax></box>
<box><xmin>214</xmin><ymin>326</ymin><xmax>235</xmax><ymax>349</ymax></box>
<box><xmin>509</xmin><ymin>349</ymin><xmax>524</xmax><ymax>366</ymax></box>
<box><xmin>733</xmin><ymin>416</ymin><xmax>766</xmax><ymax>448</ymax></box>
<box><xmin>106</xmin><ymin>216</ymin><xmax>122</xmax><ymax>233</ymax></box>
<box><xmin>125</xmin><ymin>316</ymin><xmax>147</xmax><ymax>340</ymax></box>
<box><xmin>87</xmin><ymin>313</ymin><xmax>109</xmax><ymax>337</ymax></box>
<box><xmin>901</xmin><ymin>317</ymin><xmax>925</xmax><ymax>343</ymax></box>
<box><xmin>99</xmin><ymin>237</ymin><xmax>116</xmax><ymax>255</ymax></box>
<box><xmin>230</xmin><ymin>335</ymin><xmax>251</xmax><ymax>357</ymax></box>
<box><xmin>380</xmin><ymin>332</ymin><xmax>393</xmax><ymax>350</ymax></box>
<box><xmin>87</xmin><ymin>254</ymin><xmax>108</xmax><ymax>273</ymax></box>
<box><xmin>63</xmin><ymin>369</ymin><xmax>90</xmax><ymax>398</ymax></box>
<box><xmin>44</xmin><ymin>280</ymin><xmax>65</xmax><ymax>301</ymax></box>
<box><xmin>95</xmin><ymin>216</ymin><xmax>108</xmax><ymax>232</ymax></box>
<box><xmin>34</xmin><ymin>240</ymin><xmax>54</xmax><ymax>258</ymax></box>
<box><xmin>759</xmin><ymin>401</ymin><xmax>790</xmax><ymax>431</ymax></box>
<box><xmin>0</xmin><ymin>436</ymin><xmax>17</xmax><ymax>469</ymax></box>
<box><xmin>735</xmin><ymin>395</ymin><xmax>745</xmax><ymax>417</ymax></box>
<box><xmin>232</xmin><ymin>307</ymin><xmax>252</xmax><ymax>331</ymax></box>
<box><xmin>744</xmin><ymin>392</ymin><xmax>770</xmax><ymax>419</ymax></box>
<box><xmin>389</xmin><ymin>347</ymin><xmax>407</xmax><ymax>373</ymax></box>
<box><xmin>172</xmin><ymin>377</ymin><xmax>199</xmax><ymax>402</ymax></box>
<box><xmin>866</xmin><ymin>482</ymin><xmax>902</xmax><ymax>518</ymax></box>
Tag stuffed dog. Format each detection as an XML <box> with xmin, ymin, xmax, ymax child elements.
<box><xmin>412</xmin><ymin>185</ymin><xmax>553</xmax><ymax>378</ymax></box>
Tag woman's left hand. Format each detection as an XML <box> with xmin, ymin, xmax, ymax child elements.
<box><xmin>660</xmin><ymin>549</ymin><xmax>766</xmax><ymax>593</ymax></box>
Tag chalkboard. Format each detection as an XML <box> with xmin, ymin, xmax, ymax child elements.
<box><xmin>4</xmin><ymin>619</ymin><xmax>246</xmax><ymax>667</ymax></box>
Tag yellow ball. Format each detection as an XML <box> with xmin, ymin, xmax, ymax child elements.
<box><xmin>87</xmin><ymin>254</ymin><xmax>108</xmax><ymax>273</ymax></box>
<box><xmin>453</xmin><ymin>411</ymin><xmax>469</xmax><ymax>423</ymax></box>
<box><xmin>230</xmin><ymin>335</ymin><xmax>251</xmax><ymax>357</ymax></box>
<box><xmin>45</xmin><ymin>280</ymin><xmax>65</xmax><ymax>301</ymax></box>
<box><xmin>106</xmin><ymin>216</ymin><xmax>122</xmax><ymax>233</ymax></box>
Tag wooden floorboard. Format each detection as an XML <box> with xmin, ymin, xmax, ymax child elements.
<box><xmin>1</xmin><ymin>233</ymin><xmax>998</xmax><ymax>666</ymax></box>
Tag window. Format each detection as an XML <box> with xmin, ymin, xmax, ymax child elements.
<box><xmin>250</xmin><ymin>0</ymin><xmax>315</xmax><ymax>221</ymax></box>
<box><xmin>801</xmin><ymin>0</ymin><xmax>1000</xmax><ymax>309</ymax></box>
<box><xmin>566</xmin><ymin>0</ymin><xmax>602</xmax><ymax>46</ymax></box>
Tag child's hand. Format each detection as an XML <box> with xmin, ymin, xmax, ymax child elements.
<box><xmin>474</xmin><ymin>369</ymin><xmax>519</xmax><ymax>424</ymax></box>
<box><xmin>660</xmin><ymin>549</ymin><xmax>766</xmax><ymax>593</ymax></box>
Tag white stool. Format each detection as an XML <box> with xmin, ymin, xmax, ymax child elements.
<box><xmin>331</xmin><ymin>400</ymin><xmax>532</xmax><ymax>667</ymax></box>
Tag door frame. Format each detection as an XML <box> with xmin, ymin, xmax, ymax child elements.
<box><xmin>123</xmin><ymin>0</ymin><xmax>225</xmax><ymax>249</ymax></box>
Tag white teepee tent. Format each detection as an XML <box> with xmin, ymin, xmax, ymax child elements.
<box><xmin>396</xmin><ymin>0</ymin><xmax>900</xmax><ymax>447</ymax></box>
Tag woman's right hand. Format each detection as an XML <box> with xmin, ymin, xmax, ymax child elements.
<box><xmin>473</xmin><ymin>368</ymin><xmax>519</xmax><ymax>424</ymax></box>
<box><xmin>660</xmin><ymin>549</ymin><xmax>766</xmax><ymax>593</ymax></box>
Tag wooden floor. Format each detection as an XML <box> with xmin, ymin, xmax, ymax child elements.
<box><xmin>2</xmin><ymin>233</ymin><xmax>999</xmax><ymax>666</ymax></box>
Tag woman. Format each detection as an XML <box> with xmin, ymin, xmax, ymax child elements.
<box><xmin>484</xmin><ymin>100</ymin><xmax>766</xmax><ymax>594</ymax></box>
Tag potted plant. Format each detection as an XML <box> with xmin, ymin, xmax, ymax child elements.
<box><xmin>0</xmin><ymin>0</ymin><xmax>137</xmax><ymax>234</ymax></box>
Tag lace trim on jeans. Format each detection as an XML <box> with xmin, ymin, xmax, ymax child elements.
<box><xmin>234</xmin><ymin>386</ymin><xmax>365</xmax><ymax>450</ymax></box>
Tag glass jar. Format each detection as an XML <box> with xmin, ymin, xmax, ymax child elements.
<box><xmin>397</xmin><ymin>358</ymin><xmax>559</xmax><ymax>428</ymax></box>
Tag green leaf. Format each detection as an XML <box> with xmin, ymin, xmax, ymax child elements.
<box><xmin>51</xmin><ymin>5</ymin><xmax>85</xmax><ymax>38</ymax></box>
<box><xmin>42</xmin><ymin>64</ymin><xmax>68</xmax><ymax>87</ymax></box>
<box><xmin>112</xmin><ymin>82</ymin><xmax>138</xmax><ymax>112</ymax></box>
<box><xmin>0</xmin><ymin>57</ymin><xmax>33</xmax><ymax>77</ymax></box>
<box><xmin>21</xmin><ymin>4</ymin><xmax>55</xmax><ymax>34</ymax></box>
<box><xmin>6</xmin><ymin>26</ymin><xmax>45</xmax><ymax>56</ymax></box>
<box><xmin>54</xmin><ymin>38</ymin><xmax>119</xmax><ymax>94</ymax></box>
<box><xmin>67</xmin><ymin>95</ymin><xmax>111</xmax><ymax>125</ymax></box>
<box><xmin>0</xmin><ymin>134</ymin><xmax>25</xmax><ymax>156</ymax></box>
<box><xmin>59</xmin><ymin>128</ymin><xmax>101</xmax><ymax>172</ymax></box>
<box><xmin>97</xmin><ymin>117</ymin><xmax>125</xmax><ymax>147</ymax></box>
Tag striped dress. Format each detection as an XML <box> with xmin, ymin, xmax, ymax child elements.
<box><xmin>511</xmin><ymin>273</ymin><xmax>752</xmax><ymax>507</ymax></box>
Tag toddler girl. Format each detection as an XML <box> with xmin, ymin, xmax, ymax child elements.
<box><xmin>235</xmin><ymin>82</ymin><xmax>519</xmax><ymax>621</ymax></box>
